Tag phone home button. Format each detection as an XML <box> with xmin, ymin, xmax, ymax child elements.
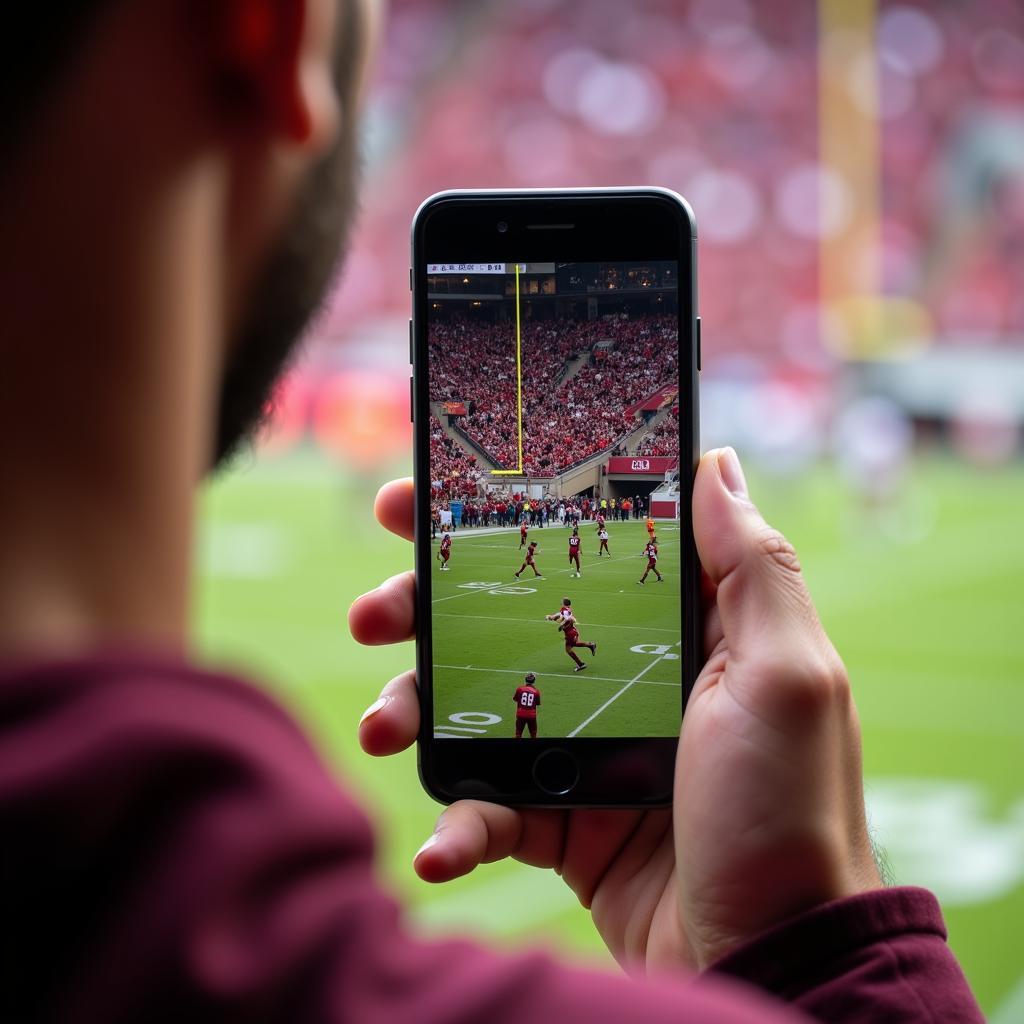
<box><xmin>532</xmin><ymin>748</ymin><xmax>580</xmax><ymax>797</ymax></box>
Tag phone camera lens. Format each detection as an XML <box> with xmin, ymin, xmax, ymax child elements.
<box><xmin>497</xmin><ymin>221</ymin><xmax>509</xmax><ymax>234</ymax></box>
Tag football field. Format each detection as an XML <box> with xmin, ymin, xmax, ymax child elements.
<box><xmin>194</xmin><ymin>450</ymin><xmax>1024</xmax><ymax>1018</ymax></box>
<box><xmin>431</xmin><ymin>521</ymin><xmax>682</xmax><ymax>740</ymax></box>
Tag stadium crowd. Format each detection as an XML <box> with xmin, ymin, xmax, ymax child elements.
<box><xmin>430</xmin><ymin>491</ymin><xmax>650</xmax><ymax>532</ymax></box>
<box><xmin>428</xmin><ymin>414</ymin><xmax>483</xmax><ymax>497</ymax></box>
<box><xmin>635</xmin><ymin>406</ymin><xmax>681</xmax><ymax>458</ymax></box>
<box><xmin>430</xmin><ymin>314</ymin><xmax>679</xmax><ymax>475</ymax></box>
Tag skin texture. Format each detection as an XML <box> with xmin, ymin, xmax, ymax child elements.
<box><xmin>350</xmin><ymin>450</ymin><xmax>882</xmax><ymax>973</ymax></box>
<box><xmin>0</xmin><ymin>0</ymin><xmax>374</xmax><ymax>658</ymax></box>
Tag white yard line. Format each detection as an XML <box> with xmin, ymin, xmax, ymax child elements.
<box><xmin>434</xmin><ymin>612</ymin><xmax>679</xmax><ymax>632</ymax></box>
<box><xmin>430</xmin><ymin>549</ymin><xmax>650</xmax><ymax>602</ymax></box>
<box><xmin>435</xmin><ymin>663</ymin><xmax>680</xmax><ymax>687</ymax></box>
<box><xmin>567</xmin><ymin>643</ymin><xmax>682</xmax><ymax>737</ymax></box>
<box><xmin>431</xmin><ymin>583</ymin><xmax>515</xmax><ymax>603</ymax></box>
<box><xmin>432</xmin><ymin>521</ymin><xmax>669</xmax><ymax>540</ymax></box>
<box><xmin>459</xmin><ymin>540</ymin><xmax>680</xmax><ymax>552</ymax></box>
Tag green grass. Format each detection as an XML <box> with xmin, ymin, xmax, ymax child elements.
<box><xmin>194</xmin><ymin>447</ymin><xmax>1024</xmax><ymax>1015</ymax></box>
<box><xmin>430</xmin><ymin>521</ymin><xmax>681</xmax><ymax>739</ymax></box>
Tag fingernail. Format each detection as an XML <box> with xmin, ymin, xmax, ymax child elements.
<box><xmin>359</xmin><ymin>695</ymin><xmax>392</xmax><ymax>725</ymax></box>
<box><xmin>717</xmin><ymin>447</ymin><xmax>748</xmax><ymax>499</ymax></box>
<box><xmin>414</xmin><ymin>831</ymin><xmax>441</xmax><ymax>860</ymax></box>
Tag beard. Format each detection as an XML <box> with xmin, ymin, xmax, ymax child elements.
<box><xmin>212</xmin><ymin>5</ymin><xmax>362</xmax><ymax>470</ymax></box>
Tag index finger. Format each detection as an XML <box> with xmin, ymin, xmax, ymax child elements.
<box><xmin>375</xmin><ymin>478</ymin><xmax>414</xmax><ymax>543</ymax></box>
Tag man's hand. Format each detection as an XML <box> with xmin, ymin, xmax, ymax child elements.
<box><xmin>348</xmin><ymin>450</ymin><xmax>881</xmax><ymax>974</ymax></box>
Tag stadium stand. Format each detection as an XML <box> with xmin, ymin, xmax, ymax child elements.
<box><xmin>325</xmin><ymin>0</ymin><xmax>1024</xmax><ymax>365</ymax></box>
<box><xmin>429</xmin><ymin>413</ymin><xmax>484</xmax><ymax>496</ymax></box>
<box><xmin>429</xmin><ymin>314</ymin><xmax>679</xmax><ymax>475</ymax></box>
<box><xmin>636</xmin><ymin>406</ymin><xmax>681</xmax><ymax>458</ymax></box>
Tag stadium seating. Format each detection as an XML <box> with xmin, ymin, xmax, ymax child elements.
<box><xmin>636</xmin><ymin>406</ymin><xmax>680</xmax><ymax>458</ymax></box>
<box><xmin>429</xmin><ymin>314</ymin><xmax>678</xmax><ymax>475</ymax></box>
<box><xmin>429</xmin><ymin>414</ymin><xmax>484</xmax><ymax>496</ymax></box>
<box><xmin>326</xmin><ymin>1</ymin><xmax>1024</xmax><ymax>360</ymax></box>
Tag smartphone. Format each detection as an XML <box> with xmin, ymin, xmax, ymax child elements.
<box><xmin>410</xmin><ymin>188</ymin><xmax>700</xmax><ymax>807</ymax></box>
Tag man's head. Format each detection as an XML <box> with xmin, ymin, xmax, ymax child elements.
<box><xmin>562</xmin><ymin>598</ymin><xmax>571</xmax><ymax>608</ymax></box>
<box><xmin>3</xmin><ymin>0</ymin><xmax>374</xmax><ymax>468</ymax></box>
<box><xmin>0</xmin><ymin>1</ymin><xmax>379</xmax><ymax>651</ymax></box>
<box><xmin>524</xmin><ymin>672</ymin><xmax>536</xmax><ymax>685</ymax></box>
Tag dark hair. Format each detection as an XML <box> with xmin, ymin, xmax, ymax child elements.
<box><xmin>525</xmin><ymin>672</ymin><xmax>536</xmax><ymax>683</ymax></box>
<box><xmin>562</xmin><ymin>598</ymin><xmax>571</xmax><ymax>606</ymax></box>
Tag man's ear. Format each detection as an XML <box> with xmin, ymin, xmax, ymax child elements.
<box><xmin>212</xmin><ymin>0</ymin><xmax>339</xmax><ymax>150</ymax></box>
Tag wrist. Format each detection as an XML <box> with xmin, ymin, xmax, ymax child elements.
<box><xmin>687</xmin><ymin>835</ymin><xmax>884</xmax><ymax>970</ymax></box>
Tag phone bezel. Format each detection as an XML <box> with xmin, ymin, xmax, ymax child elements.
<box><xmin>411</xmin><ymin>188</ymin><xmax>700</xmax><ymax>807</ymax></box>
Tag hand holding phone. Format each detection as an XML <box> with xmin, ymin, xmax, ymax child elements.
<box><xmin>349</xmin><ymin>455</ymin><xmax>882</xmax><ymax>971</ymax></box>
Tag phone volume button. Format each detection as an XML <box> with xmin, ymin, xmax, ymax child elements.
<box><xmin>696</xmin><ymin>316</ymin><xmax>702</xmax><ymax>372</ymax></box>
<box><xmin>409</xmin><ymin>376</ymin><xmax>414</xmax><ymax>422</ymax></box>
<box><xmin>409</xmin><ymin>319</ymin><xmax>414</xmax><ymax>364</ymax></box>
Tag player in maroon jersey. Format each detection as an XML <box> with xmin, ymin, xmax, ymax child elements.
<box><xmin>513</xmin><ymin>672</ymin><xmax>541</xmax><ymax>738</ymax></box>
<box><xmin>638</xmin><ymin>536</ymin><xmax>663</xmax><ymax>584</ymax></box>
<box><xmin>545</xmin><ymin>597</ymin><xmax>596</xmax><ymax>671</ymax></box>
<box><xmin>568</xmin><ymin>527</ymin><xmax>582</xmax><ymax>577</ymax></box>
<box><xmin>438</xmin><ymin>529</ymin><xmax>452</xmax><ymax>571</ymax></box>
<box><xmin>595</xmin><ymin>512</ymin><xmax>605</xmax><ymax>535</ymax></box>
<box><xmin>519</xmin><ymin>520</ymin><xmax>529</xmax><ymax>549</ymax></box>
<box><xmin>515</xmin><ymin>540</ymin><xmax>543</xmax><ymax>579</ymax></box>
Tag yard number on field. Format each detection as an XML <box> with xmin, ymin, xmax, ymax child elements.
<box><xmin>457</xmin><ymin>581</ymin><xmax>536</xmax><ymax>595</ymax></box>
<box><xmin>435</xmin><ymin>711</ymin><xmax>503</xmax><ymax>739</ymax></box>
<box><xmin>631</xmin><ymin>643</ymin><xmax>679</xmax><ymax>660</ymax></box>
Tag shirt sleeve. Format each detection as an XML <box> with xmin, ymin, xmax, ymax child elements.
<box><xmin>1</xmin><ymin>659</ymin><xmax>810</xmax><ymax>1024</ymax></box>
<box><xmin>0</xmin><ymin>659</ymin><xmax>979</xmax><ymax>1024</ymax></box>
<box><xmin>704</xmin><ymin>887</ymin><xmax>984</xmax><ymax>1023</ymax></box>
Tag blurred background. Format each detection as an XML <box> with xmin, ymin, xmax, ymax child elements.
<box><xmin>195</xmin><ymin>1</ymin><xmax>1024</xmax><ymax>1017</ymax></box>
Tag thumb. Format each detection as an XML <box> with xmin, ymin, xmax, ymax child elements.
<box><xmin>693</xmin><ymin>448</ymin><xmax>832</xmax><ymax>674</ymax></box>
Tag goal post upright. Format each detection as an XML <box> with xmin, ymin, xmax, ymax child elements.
<box><xmin>491</xmin><ymin>261</ymin><xmax>526</xmax><ymax>476</ymax></box>
<box><xmin>516</xmin><ymin>261</ymin><xmax>524</xmax><ymax>473</ymax></box>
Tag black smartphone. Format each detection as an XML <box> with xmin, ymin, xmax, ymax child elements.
<box><xmin>410</xmin><ymin>188</ymin><xmax>700</xmax><ymax>807</ymax></box>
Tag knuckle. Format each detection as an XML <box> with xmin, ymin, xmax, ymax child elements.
<box><xmin>763</xmin><ymin>648</ymin><xmax>850</xmax><ymax>718</ymax></box>
<box><xmin>754</xmin><ymin>525</ymin><xmax>802</xmax><ymax>575</ymax></box>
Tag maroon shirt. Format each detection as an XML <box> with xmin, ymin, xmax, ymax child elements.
<box><xmin>0</xmin><ymin>656</ymin><xmax>982</xmax><ymax>1023</ymax></box>
<box><xmin>514</xmin><ymin>683</ymin><xmax>541</xmax><ymax>719</ymax></box>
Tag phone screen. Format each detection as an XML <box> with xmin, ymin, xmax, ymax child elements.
<box><xmin>425</xmin><ymin>259</ymin><xmax>683</xmax><ymax>742</ymax></box>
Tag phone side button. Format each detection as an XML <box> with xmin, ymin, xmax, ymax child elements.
<box><xmin>409</xmin><ymin>319</ymin><xmax>414</xmax><ymax>364</ymax></box>
<box><xmin>409</xmin><ymin>377</ymin><xmax>414</xmax><ymax>423</ymax></box>
<box><xmin>696</xmin><ymin>316</ymin><xmax>702</xmax><ymax>372</ymax></box>
<box><xmin>532</xmin><ymin>748</ymin><xmax>579</xmax><ymax>797</ymax></box>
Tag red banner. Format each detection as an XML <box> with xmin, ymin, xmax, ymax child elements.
<box><xmin>441</xmin><ymin>401</ymin><xmax>467</xmax><ymax>416</ymax></box>
<box><xmin>606</xmin><ymin>456</ymin><xmax>678</xmax><ymax>474</ymax></box>
<box><xmin>625</xmin><ymin>384</ymin><xmax>678</xmax><ymax>419</ymax></box>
